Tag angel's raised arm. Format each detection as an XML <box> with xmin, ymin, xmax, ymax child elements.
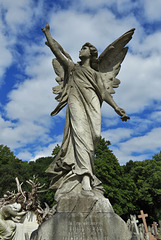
<box><xmin>41</xmin><ymin>23</ymin><xmax>71</xmax><ymax>68</ymax></box>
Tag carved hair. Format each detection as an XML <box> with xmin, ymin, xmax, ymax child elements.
<box><xmin>82</xmin><ymin>42</ymin><xmax>99</xmax><ymax>71</ymax></box>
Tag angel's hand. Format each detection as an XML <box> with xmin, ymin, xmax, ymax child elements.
<box><xmin>115</xmin><ymin>107</ymin><xmax>130</xmax><ymax>122</ymax></box>
<box><xmin>121</xmin><ymin>114</ymin><xmax>130</xmax><ymax>122</ymax></box>
<box><xmin>41</xmin><ymin>23</ymin><xmax>50</xmax><ymax>33</ymax></box>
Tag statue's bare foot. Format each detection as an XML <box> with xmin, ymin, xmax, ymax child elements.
<box><xmin>82</xmin><ymin>175</ymin><xmax>92</xmax><ymax>191</ymax></box>
<box><xmin>81</xmin><ymin>175</ymin><xmax>94</xmax><ymax>196</ymax></box>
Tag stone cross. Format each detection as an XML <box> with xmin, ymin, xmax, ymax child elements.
<box><xmin>138</xmin><ymin>210</ymin><xmax>149</xmax><ymax>233</ymax></box>
<box><xmin>130</xmin><ymin>215</ymin><xmax>139</xmax><ymax>235</ymax></box>
<box><xmin>152</xmin><ymin>222</ymin><xmax>158</xmax><ymax>237</ymax></box>
<box><xmin>138</xmin><ymin>210</ymin><xmax>157</xmax><ymax>240</ymax></box>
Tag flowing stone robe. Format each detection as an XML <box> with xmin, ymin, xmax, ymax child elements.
<box><xmin>46</xmin><ymin>63</ymin><xmax>104</xmax><ymax>199</ymax></box>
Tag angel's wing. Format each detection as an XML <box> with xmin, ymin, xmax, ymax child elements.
<box><xmin>52</xmin><ymin>58</ymin><xmax>64</xmax><ymax>101</ymax></box>
<box><xmin>50</xmin><ymin>45</ymin><xmax>73</xmax><ymax>116</ymax></box>
<box><xmin>51</xmin><ymin>42</ymin><xmax>73</xmax><ymax>102</ymax></box>
<box><xmin>98</xmin><ymin>28</ymin><xmax>135</xmax><ymax>94</ymax></box>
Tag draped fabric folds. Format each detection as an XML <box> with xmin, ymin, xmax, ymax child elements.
<box><xmin>46</xmin><ymin>64</ymin><xmax>104</xmax><ymax>196</ymax></box>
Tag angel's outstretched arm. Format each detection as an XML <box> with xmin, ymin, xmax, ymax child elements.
<box><xmin>41</xmin><ymin>23</ymin><xmax>70</xmax><ymax>67</ymax></box>
<box><xmin>103</xmin><ymin>91</ymin><xmax>130</xmax><ymax>121</ymax></box>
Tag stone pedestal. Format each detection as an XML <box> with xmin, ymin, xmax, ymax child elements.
<box><xmin>31</xmin><ymin>194</ymin><xmax>132</xmax><ymax>240</ymax></box>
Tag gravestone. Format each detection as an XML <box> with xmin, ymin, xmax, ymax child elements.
<box><xmin>130</xmin><ymin>215</ymin><xmax>140</xmax><ymax>240</ymax></box>
<box><xmin>152</xmin><ymin>222</ymin><xmax>159</xmax><ymax>238</ymax></box>
<box><xmin>139</xmin><ymin>224</ymin><xmax>145</xmax><ymax>240</ymax></box>
<box><xmin>159</xmin><ymin>221</ymin><xmax>161</xmax><ymax>235</ymax></box>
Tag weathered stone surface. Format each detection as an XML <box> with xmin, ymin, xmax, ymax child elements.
<box><xmin>30</xmin><ymin>195</ymin><xmax>132</xmax><ymax>240</ymax></box>
<box><xmin>14</xmin><ymin>211</ymin><xmax>38</xmax><ymax>240</ymax></box>
<box><xmin>41</xmin><ymin>24</ymin><xmax>134</xmax><ymax>201</ymax></box>
<box><xmin>36</xmin><ymin>24</ymin><xmax>135</xmax><ymax>240</ymax></box>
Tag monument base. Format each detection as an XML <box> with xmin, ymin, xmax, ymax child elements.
<box><xmin>31</xmin><ymin>192</ymin><xmax>132</xmax><ymax>240</ymax></box>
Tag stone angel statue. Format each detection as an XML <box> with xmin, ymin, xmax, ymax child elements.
<box><xmin>42</xmin><ymin>23</ymin><xmax>135</xmax><ymax>200</ymax></box>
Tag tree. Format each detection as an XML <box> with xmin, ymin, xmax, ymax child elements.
<box><xmin>94</xmin><ymin>137</ymin><xmax>136</xmax><ymax>218</ymax></box>
<box><xmin>124</xmin><ymin>153</ymin><xmax>161</xmax><ymax>222</ymax></box>
<box><xmin>0</xmin><ymin>145</ymin><xmax>30</xmax><ymax>196</ymax></box>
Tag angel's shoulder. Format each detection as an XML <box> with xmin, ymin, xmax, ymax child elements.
<box><xmin>67</xmin><ymin>59</ymin><xmax>75</xmax><ymax>69</ymax></box>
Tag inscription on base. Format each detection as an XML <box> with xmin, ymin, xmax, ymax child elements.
<box><xmin>62</xmin><ymin>221</ymin><xmax>108</xmax><ymax>240</ymax></box>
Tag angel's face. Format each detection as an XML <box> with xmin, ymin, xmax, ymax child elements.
<box><xmin>79</xmin><ymin>46</ymin><xmax>91</xmax><ymax>59</ymax></box>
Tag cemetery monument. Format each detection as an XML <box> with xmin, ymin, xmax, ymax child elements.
<box><xmin>30</xmin><ymin>23</ymin><xmax>135</xmax><ymax>240</ymax></box>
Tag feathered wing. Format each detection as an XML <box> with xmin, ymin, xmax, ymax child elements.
<box><xmin>52</xmin><ymin>58</ymin><xmax>64</xmax><ymax>102</ymax></box>
<box><xmin>98</xmin><ymin>28</ymin><xmax>135</xmax><ymax>94</ymax></box>
<box><xmin>50</xmin><ymin>45</ymin><xmax>73</xmax><ymax>116</ymax></box>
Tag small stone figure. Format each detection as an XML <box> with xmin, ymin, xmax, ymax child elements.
<box><xmin>0</xmin><ymin>203</ymin><xmax>25</xmax><ymax>240</ymax></box>
<box><xmin>0</xmin><ymin>177</ymin><xmax>54</xmax><ymax>240</ymax></box>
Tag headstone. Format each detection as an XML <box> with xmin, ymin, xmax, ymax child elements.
<box><xmin>139</xmin><ymin>224</ymin><xmax>145</xmax><ymax>240</ymax></box>
<box><xmin>127</xmin><ymin>218</ymin><xmax>132</xmax><ymax>230</ymax></box>
<box><xmin>130</xmin><ymin>215</ymin><xmax>140</xmax><ymax>240</ymax></box>
<box><xmin>152</xmin><ymin>222</ymin><xmax>159</xmax><ymax>238</ymax></box>
<box><xmin>131</xmin><ymin>215</ymin><xmax>139</xmax><ymax>235</ymax></box>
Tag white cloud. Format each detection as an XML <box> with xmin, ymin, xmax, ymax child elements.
<box><xmin>150</xmin><ymin>111</ymin><xmax>161</xmax><ymax>123</ymax></box>
<box><xmin>128</xmin><ymin>116</ymin><xmax>152</xmax><ymax>135</ymax></box>
<box><xmin>0</xmin><ymin>44</ymin><xmax>59</xmax><ymax>150</ymax></box>
<box><xmin>17</xmin><ymin>151</ymin><xmax>33</xmax><ymax>161</ymax></box>
<box><xmin>0</xmin><ymin>28</ymin><xmax>13</xmax><ymax>85</ymax></box>
<box><xmin>48</xmin><ymin>6</ymin><xmax>139</xmax><ymax>59</ymax></box>
<box><xmin>102</xmin><ymin>116</ymin><xmax>119</xmax><ymax>128</ymax></box>
<box><xmin>0</xmin><ymin>0</ymin><xmax>45</xmax><ymax>34</ymax></box>
<box><xmin>102</xmin><ymin>128</ymin><xmax>133</xmax><ymax>144</ymax></box>
<box><xmin>114</xmin><ymin>52</ymin><xmax>161</xmax><ymax>114</ymax></box>
<box><xmin>143</xmin><ymin>0</ymin><xmax>161</xmax><ymax>22</ymax></box>
<box><xmin>29</xmin><ymin>138</ymin><xmax>63</xmax><ymax>162</ymax></box>
<box><xmin>112</xmin><ymin>127</ymin><xmax>161</xmax><ymax>164</ymax></box>
<box><xmin>70</xmin><ymin>0</ymin><xmax>138</xmax><ymax>14</ymax></box>
<box><xmin>0</xmin><ymin>0</ymin><xmax>47</xmax><ymax>86</ymax></box>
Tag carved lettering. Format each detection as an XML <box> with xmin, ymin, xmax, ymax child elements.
<box><xmin>61</xmin><ymin>221</ymin><xmax>108</xmax><ymax>240</ymax></box>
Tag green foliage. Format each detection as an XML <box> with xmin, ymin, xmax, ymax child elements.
<box><xmin>0</xmin><ymin>145</ymin><xmax>30</xmax><ymax>194</ymax></box>
<box><xmin>123</xmin><ymin>152</ymin><xmax>161</xmax><ymax>222</ymax></box>
<box><xmin>94</xmin><ymin>137</ymin><xmax>136</xmax><ymax>217</ymax></box>
<box><xmin>51</xmin><ymin>144</ymin><xmax>60</xmax><ymax>157</ymax></box>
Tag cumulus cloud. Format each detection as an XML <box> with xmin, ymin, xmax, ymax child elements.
<box><xmin>113</xmin><ymin>51</ymin><xmax>161</xmax><ymax>114</ymax></box>
<box><xmin>143</xmin><ymin>0</ymin><xmax>161</xmax><ymax>22</ymax></box>
<box><xmin>102</xmin><ymin>128</ymin><xmax>133</xmax><ymax>144</ymax></box>
<box><xmin>0</xmin><ymin>25</ymin><xmax>13</xmax><ymax>85</ymax></box>
<box><xmin>111</xmin><ymin>127</ymin><xmax>161</xmax><ymax>164</ymax></box>
<box><xmin>29</xmin><ymin>134</ymin><xmax>63</xmax><ymax>162</ymax></box>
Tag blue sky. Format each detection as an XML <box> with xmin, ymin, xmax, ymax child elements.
<box><xmin>0</xmin><ymin>0</ymin><xmax>161</xmax><ymax>164</ymax></box>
